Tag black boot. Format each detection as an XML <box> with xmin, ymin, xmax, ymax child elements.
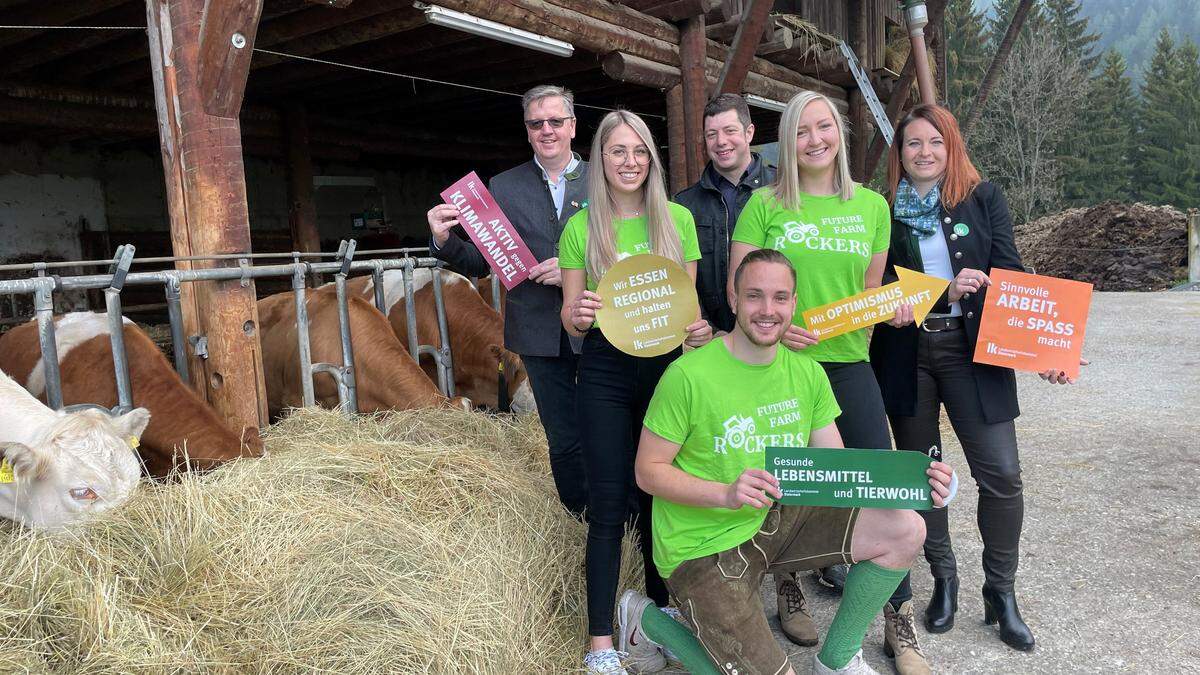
<box><xmin>982</xmin><ymin>585</ymin><xmax>1035</xmax><ymax>651</ymax></box>
<box><xmin>924</xmin><ymin>576</ymin><xmax>958</xmax><ymax>633</ymax></box>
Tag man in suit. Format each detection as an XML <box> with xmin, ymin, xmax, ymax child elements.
<box><xmin>426</xmin><ymin>85</ymin><xmax>589</xmax><ymax>516</ymax></box>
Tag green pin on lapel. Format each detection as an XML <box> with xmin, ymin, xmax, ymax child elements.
<box><xmin>953</xmin><ymin>223</ymin><xmax>969</xmax><ymax>237</ymax></box>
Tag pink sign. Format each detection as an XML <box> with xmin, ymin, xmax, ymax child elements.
<box><xmin>440</xmin><ymin>171</ymin><xmax>538</xmax><ymax>289</ymax></box>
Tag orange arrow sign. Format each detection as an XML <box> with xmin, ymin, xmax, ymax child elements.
<box><xmin>801</xmin><ymin>267</ymin><xmax>950</xmax><ymax>339</ymax></box>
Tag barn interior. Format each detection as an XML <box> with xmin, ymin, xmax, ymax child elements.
<box><xmin>0</xmin><ymin>0</ymin><xmax>944</xmax><ymax>426</ymax></box>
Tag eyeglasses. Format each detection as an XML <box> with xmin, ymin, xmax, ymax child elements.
<box><xmin>603</xmin><ymin>147</ymin><xmax>652</xmax><ymax>165</ymax></box>
<box><xmin>524</xmin><ymin>117</ymin><xmax>574</xmax><ymax>130</ymax></box>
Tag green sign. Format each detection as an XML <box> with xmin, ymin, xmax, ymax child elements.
<box><xmin>767</xmin><ymin>447</ymin><xmax>934</xmax><ymax>510</ymax></box>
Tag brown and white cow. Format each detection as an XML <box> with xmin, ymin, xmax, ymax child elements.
<box><xmin>346</xmin><ymin>269</ymin><xmax>535</xmax><ymax>413</ymax></box>
<box><xmin>257</xmin><ymin>288</ymin><xmax>471</xmax><ymax>417</ymax></box>
<box><xmin>0</xmin><ymin>367</ymin><xmax>149</xmax><ymax>529</ymax></box>
<box><xmin>0</xmin><ymin>313</ymin><xmax>264</xmax><ymax>478</ymax></box>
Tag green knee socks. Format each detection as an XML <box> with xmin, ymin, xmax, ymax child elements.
<box><xmin>639</xmin><ymin>605</ymin><xmax>720</xmax><ymax>675</ymax></box>
<box><xmin>818</xmin><ymin>561</ymin><xmax>910</xmax><ymax>670</ymax></box>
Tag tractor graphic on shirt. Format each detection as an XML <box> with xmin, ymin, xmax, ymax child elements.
<box><xmin>719</xmin><ymin>415</ymin><xmax>757</xmax><ymax>454</ymax></box>
<box><xmin>782</xmin><ymin>220</ymin><xmax>820</xmax><ymax>244</ymax></box>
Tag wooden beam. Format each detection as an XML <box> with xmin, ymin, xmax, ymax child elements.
<box><xmin>642</xmin><ymin>0</ymin><xmax>721</xmax><ymax>22</ymax></box>
<box><xmin>665</xmin><ymin>85</ymin><xmax>688</xmax><ymax>194</ymax></box>
<box><xmin>680</xmin><ymin>16</ymin><xmax>708</xmax><ymax>183</ymax></box>
<box><xmin>57</xmin><ymin>0</ymin><xmax>399</xmax><ymax>85</ymax></box>
<box><xmin>0</xmin><ymin>4</ymin><xmax>144</xmax><ymax>77</ymax></box>
<box><xmin>0</xmin><ymin>0</ymin><xmax>129</xmax><ymax>51</ymax></box>
<box><xmin>848</xmin><ymin>0</ymin><xmax>868</xmax><ymax>181</ymax></box>
<box><xmin>146</xmin><ymin>0</ymin><xmax>268</xmax><ymax>429</ymax></box>
<box><xmin>196</xmin><ymin>0</ymin><xmax>265</xmax><ymax>117</ymax></box>
<box><xmin>284</xmin><ymin>105</ymin><xmax>321</xmax><ymax>256</ymax></box>
<box><xmin>715</xmin><ymin>0</ymin><xmax>775</xmax><ymax>95</ymax></box>
<box><xmin>602</xmin><ymin>52</ymin><xmax>681</xmax><ymax>90</ymax></box>
<box><xmin>429</xmin><ymin>0</ymin><xmax>844</xmax><ymax>101</ymax></box>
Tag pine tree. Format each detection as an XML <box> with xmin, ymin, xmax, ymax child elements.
<box><xmin>1043</xmin><ymin>0</ymin><xmax>1101</xmax><ymax>70</ymax></box>
<box><xmin>1135</xmin><ymin>29</ymin><xmax>1196</xmax><ymax>207</ymax></box>
<box><xmin>1064</xmin><ymin>50</ymin><xmax>1136</xmax><ymax>204</ymax></box>
<box><xmin>988</xmin><ymin>0</ymin><xmax>1045</xmax><ymax>48</ymax></box>
<box><xmin>1170</xmin><ymin>40</ymin><xmax>1200</xmax><ymax>209</ymax></box>
<box><xmin>945</xmin><ymin>0</ymin><xmax>990</xmax><ymax>118</ymax></box>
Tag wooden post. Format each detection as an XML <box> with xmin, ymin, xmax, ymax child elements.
<box><xmin>146</xmin><ymin>0</ymin><xmax>268</xmax><ymax>430</ymax></box>
<box><xmin>679</xmin><ymin>15</ymin><xmax>708</xmax><ymax>184</ymax></box>
<box><xmin>848</xmin><ymin>0</ymin><xmax>869</xmax><ymax>181</ymax></box>
<box><xmin>1189</xmin><ymin>209</ymin><xmax>1199</xmax><ymax>284</ymax></box>
<box><xmin>714</xmin><ymin>0</ymin><xmax>775</xmax><ymax>95</ymax></box>
<box><xmin>666</xmin><ymin>85</ymin><xmax>689</xmax><ymax>195</ymax></box>
<box><xmin>285</xmin><ymin>105</ymin><xmax>321</xmax><ymax>256</ymax></box>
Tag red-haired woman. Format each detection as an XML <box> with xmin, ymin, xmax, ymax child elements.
<box><xmin>871</xmin><ymin>104</ymin><xmax>1078</xmax><ymax>653</ymax></box>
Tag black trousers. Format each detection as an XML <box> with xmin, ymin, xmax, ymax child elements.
<box><xmin>820</xmin><ymin>361</ymin><xmax>912</xmax><ymax>605</ymax></box>
<box><xmin>887</xmin><ymin>328</ymin><xmax>1023</xmax><ymax>592</ymax></box>
<box><xmin>578</xmin><ymin>330</ymin><xmax>676</xmax><ymax>636</ymax></box>
<box><xmin>522</xmin><ymin>330</ymin><xmax>588</xmax><ymax>517</ymax></box>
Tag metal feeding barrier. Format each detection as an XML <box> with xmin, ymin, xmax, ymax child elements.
<box><xmin>0</xmin><ymin>241</ymin><xmax>465</xmax><ymax>417</ymax></box>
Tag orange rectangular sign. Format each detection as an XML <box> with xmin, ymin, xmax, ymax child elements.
<box><xmin>973</xmin><ymin>269</ymin><xmax>1093</xmax><ymax>378</ymax></box>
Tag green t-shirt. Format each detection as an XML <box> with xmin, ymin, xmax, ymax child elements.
<box><xmin>731</xmin><ymin>187</ymin><xmax>891</xmax><ymax>363</ymax></box>
<box><xmin>558</xmin><ymin>201</ymin><xmax>702</xmax><ymax>292</ymax></box>
<box><xmin>643</xmin><ymin>338</ymin><xmax>841</xmax><ymax>579</ymax></box>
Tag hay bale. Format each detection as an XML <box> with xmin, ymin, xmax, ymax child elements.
<box><xmin>0</xmin><ymin>409</ymin><xmax>643</xmax><ymax>673</ymax></box>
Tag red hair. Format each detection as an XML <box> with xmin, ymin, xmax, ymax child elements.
<box><xmin>886</xmin><ymin>104</ymin><xmax>981</xmax><ymax>209</ymax></box>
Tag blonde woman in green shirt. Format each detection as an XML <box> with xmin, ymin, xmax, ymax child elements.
<box><xmin>559</xmin><ymin>110</ymin><xmax>711</xmax><ymax>675</ymax></box>
<box><xmin>728</xmin><ymin>91</ymin><xmax>928</xmax><ymax>674</ymax></box>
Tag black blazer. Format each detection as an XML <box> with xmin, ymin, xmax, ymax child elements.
<box><xmin>870</xmin><ymin>181</ymin><xmax>1024</xmax><ymax>424</ymax></box>
<box><xmin>433</xmin><ymin>159</ymin><xmax>588</xmax><ymax>357</ymax></box>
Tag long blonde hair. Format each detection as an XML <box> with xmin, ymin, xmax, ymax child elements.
<box><xmin>772</xmin><ymin>90</ymin><xmax>856</xmax><ymax>210</ymax></box>
<box><xmin>585</xmin><ymin>111</ymin><xmax>682</xmax><ymax>281</ymax></box>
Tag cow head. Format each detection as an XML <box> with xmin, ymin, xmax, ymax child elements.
<box><xmin>0</xmin><ymin>407</ymin><xmax>149</xmax><ymax>529</ymax></box>
<box><xmin>484</xmin><ymin>345</ymin><xmax>536</xmax><ymax>414</ymax></box>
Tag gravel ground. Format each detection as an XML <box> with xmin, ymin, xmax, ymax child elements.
<box><xmin>672</xmin><ymin>291</ymin><xmax>1200</xmax><ymax>674</ymax></box>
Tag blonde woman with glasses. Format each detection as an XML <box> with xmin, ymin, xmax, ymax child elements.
<box><xmin>559</xmin><ymin>110</ymin><xmax>711</xmax><ymax>674</ymax></box>
<box><xmin>728</xmin><ymin>91</ymin><xmax>930</xmax><ymax>675</ymax></box>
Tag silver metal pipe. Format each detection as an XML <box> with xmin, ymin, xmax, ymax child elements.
<box><xmin>333</xmin><ymin>272</ymin><xmax>359</xmax><ymax>414</ymax></box>
<box><xmin>104</xmin><ymin>246</ymin><xmax>136</xmax><ymax>414</ymax></box>
<box><xmin>0</xmin><ymin>257</ymin><xmax>444</xmax><ymax>293</ymax></box>
<box><xmin>163</xmin><ymin>276</ymin><xmax>189</xmax><ymax>382</ymax></box>
<box><xmin>491</xmin><ymin>274</ymin><xmax>501</xmax><ymax>313</ymax></box>
<box><xmin>0</xmin><ymin>246</ymin><xmax>432</xmax><ymax>273</ymax></box>
<box><xmin>104</xmin><ymin>289</ymin><xmax>133</xmax><ymax>414</ymax></box>
<box><xmin>33</xmin><ymin>282</ymin><xmax>63</xmax><ymax>410</ymax></box>
<box><xmin>430</xmin><ymin>268</ymin><xmax>455</xmax><ymax>398</ymax></box>
<box><xmin>310</xmin><ymin>363</ymin><xmax>351</xmax><ymax>413</ymax></box>
<box><xmin>371</xmin><ymin>262</ymin><xmax>386</xmax><ymax>313</ymax></box>
<box><xmin>291</xmin><ymin>264</ymin><xmax>316</xmax><ymax>408</ymax></box>
<box><xmin>402</xmin><ymin>260</ymin><xmax>420</xmax><ymax>360</ymax></box>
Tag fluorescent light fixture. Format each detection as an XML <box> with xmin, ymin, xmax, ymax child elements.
<box><xmin>745</xmin><ymin>94</ymin><xmax>787</xmax><ymax>113</ymax></box>
<box><xmin>416</xmin><ymin>3</ymin><xmax>574</xmax><ymax>58</ymax></box>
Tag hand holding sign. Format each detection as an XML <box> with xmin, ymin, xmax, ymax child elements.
<box><xmin>439</xmin><ymin>172</ymin><xmax>540</xmax><ymax>290</ymax></box>
<box><xmin>973</xmin><ymin>269</ymin><xmax>1092</xmax><ymax>379</ymax></box>
<box><xmin>594</xmin><ymin>254</ymin><xmax>700</xmax><ymax>357</ymax></box>
<box><xmin>802</xmin><ymin>267</ymin><xmax>950</xmax><ymax>340</ymax></box>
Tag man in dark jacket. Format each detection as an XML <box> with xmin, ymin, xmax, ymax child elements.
<box><xmin>426</xmin><ymin>85</ymin><xmax>588</xmax><ymax>516</ymax></box>
<box><xmin>674</xmin><ymin>93</ymin><xmax>775</xmax><ymax>334</ymax></box>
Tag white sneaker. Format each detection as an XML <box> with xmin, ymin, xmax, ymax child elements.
<box><xmin>812</xmin><ymin>649</ymin><xmax>881</xmax><ymax>675</ymax></box>
<box><xmin>584</xmin><ymin>648</ymin><xmax>629</xmax><ymax>674</ymax></box>
<box><xmin>617</xmin><ymin>590</ymin><xmax>668</xmax><ymax>673</ymax></box>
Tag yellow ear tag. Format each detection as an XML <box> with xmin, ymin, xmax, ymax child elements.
<box><xmin>0</xmin><ymin>459</ymin><xmax>14</xmax><ymax>484</ymax></box>
<box><xmin>128</xmin><ymin>436</ymin><xmax>140</xmax><ymax>450</ymax></box>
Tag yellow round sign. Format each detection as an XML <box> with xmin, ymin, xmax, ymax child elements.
<box><xmin>595</xmin><ymin>254</ymin><xmax>699</xmax><ymax>357</ymax></box>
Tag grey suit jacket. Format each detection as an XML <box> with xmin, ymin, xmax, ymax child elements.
<box><xmin>432</xmin><ymin>158</ymin><xmax>589</xmax><ymax>357</ymax></box>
